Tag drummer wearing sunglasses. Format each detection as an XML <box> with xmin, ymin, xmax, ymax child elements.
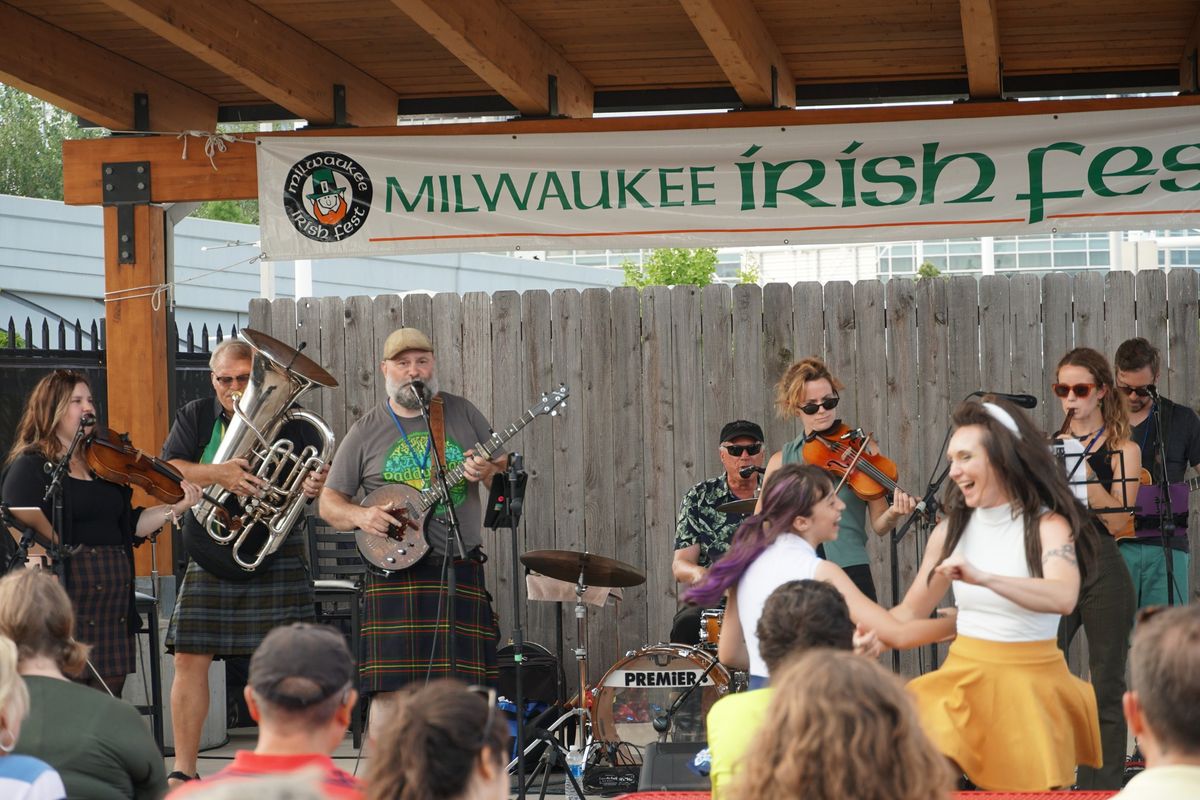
<box><xmin>761</xmin><ymin>356</ymin><xmax>918</xmax><ymax>603</ymax></box>
<box><xmin>670</xmin><ymin>420</ymin><xmax>766</xmax><ymax>645</ymax></box>
<box><xmin>1113</xmin><ymin>337</ymin><xmax>1200</xmax><ymax>612</ymax></box>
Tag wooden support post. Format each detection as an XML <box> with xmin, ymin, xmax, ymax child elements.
<box><xmin>103</xmin><ymin>204</ymin><xmax>173</xmax><ymax>576</ymax></box>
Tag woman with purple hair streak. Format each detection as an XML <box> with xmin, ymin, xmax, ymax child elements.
<box><xmin>684</xmin><ymin>464</ymin><xmax>956</xmax><ymax>689</ymax></box>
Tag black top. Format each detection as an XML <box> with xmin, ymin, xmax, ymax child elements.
<box><xmin>1130</xmin><ymin>395</ymin><xmax>1200</xmax><ymax>484</ymax></box>
<box><xmin>161</xmin><ymin>397</ymin><xmax>225</xmax><ymax>464</ymax></box>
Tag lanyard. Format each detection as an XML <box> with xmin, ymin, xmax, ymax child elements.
<box><xmin>1066</xmin><ymin>425</ymin><xmax>1106</xmax><ymax>483</ymax></box>
<box><xmin>385</xmin><ymin>401</ymin><xmax>431</xmax><ymax>475</ymax></box>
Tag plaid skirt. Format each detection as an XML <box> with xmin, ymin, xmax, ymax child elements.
<box><xmin>67</xmin><ymin>545</ymin><xmax>135</xmax><ymax>679</ymax></box>
<box><xmin>360</xmin><ymin>555</ymin><xmax>499</xmax><ymax>694</ymax></box>
<box><xmin>166</xmin><ymin>535</ymin><xmax>314</xmax><ymax>657</ymax></box>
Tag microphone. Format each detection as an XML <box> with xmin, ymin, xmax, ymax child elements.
<box><xmin>971</xmin><ymin>390</ymin><xmax>1037</xmax><ymax>409</ymax></box>
<box><xmin>409</xmin><ymin>380</ymin><xmax>428</xmax><ymax>406</ymax></box>
<box><xmin>80</xmin><ymin>412</ymin><xmax>96</xmax><ymax>428</ymax></box>
<box><xmin>739</xmin><ymin>465</ymin><xmax>766</xmax><ymax>478</ymax></box>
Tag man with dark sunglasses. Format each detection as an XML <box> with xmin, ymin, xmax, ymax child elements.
<box><xmin>1114</xmin><ymin>338</ymin><xmax>1200</xmax><ymax>609</ymax></box>
<box><xmin>670</xmin><ymin>420</ymin><xmax>766</xmax><ymax>644</ymax></box>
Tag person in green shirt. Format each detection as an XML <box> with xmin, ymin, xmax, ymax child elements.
<box><xmin>0</xmin><ymin>570</ymin><xmax>165</xmax><ymax>800</ymax></box>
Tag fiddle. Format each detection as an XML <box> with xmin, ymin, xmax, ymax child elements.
<box><xmin>84</xmin><ymin>427</ymin><xmax>185</xmax><ymax>505</ymax></box>
<box><xmin>801</xmin><ymin>422</ymin><xmax>910</xmax><ymax>502</ymax></box>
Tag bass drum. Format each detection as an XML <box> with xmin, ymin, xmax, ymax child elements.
<box><xmin>591</xmin><ymin>644</ymin><xmax>730</xmax><ymax>747</ymax></box>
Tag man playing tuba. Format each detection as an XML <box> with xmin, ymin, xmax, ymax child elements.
<box><xmin>160</xmin><ymin>337</ymin><xmax>330</xmax><ymax>788</ymax></box>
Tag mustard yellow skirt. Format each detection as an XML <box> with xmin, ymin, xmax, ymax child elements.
<box><xmin>907</xmin><ymin>635</ymin><xmax>1101</xmax><ymax>792</ymax></box>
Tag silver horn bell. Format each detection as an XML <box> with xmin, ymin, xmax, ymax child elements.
<box><xmin>192</xmin><ymin>328</ymin><xmax>338</xmax><ymax>571</ymax></box>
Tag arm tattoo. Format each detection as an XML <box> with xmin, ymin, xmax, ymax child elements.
<box><xmin>1042</xmin><ymin>543</ymin><xmax>1077</xmax><ymax>567</ymax></box>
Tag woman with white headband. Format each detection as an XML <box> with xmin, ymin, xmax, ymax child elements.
<box><xmin>898</xmin><ymin>398</ymin><xmax>1102</xmax><ymax>792</ymax></box>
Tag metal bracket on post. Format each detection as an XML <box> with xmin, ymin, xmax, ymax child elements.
<box><xmin>101</xmin><ymin>162</ymin><xmax>152</xmax><ymax>264</ymax></box>
<box><xmin>133</xmin><ymin>93</ymin><xmax>150</xmax><ymax>132</ymax></box>
<box><xmin>547</xmin><ymin>74</ymin><xmax>559</xmax><ymax>118</ymax></box>
<box><xmin>333</xmin><ymin>84</ymin><xmax>347</xmax><ymax>127</ymax></box>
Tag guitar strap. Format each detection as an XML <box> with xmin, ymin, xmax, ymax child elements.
<box><xmin>429</xmin><ymin>396</ymin><xmax>447</xmax><ymax>471</ymax></box>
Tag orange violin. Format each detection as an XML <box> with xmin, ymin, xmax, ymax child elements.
<box><xmin>84</xmin><ymin>427</ymin><xmax>185</xmax><ymax>505</ymax></box>
<box><xmin>801</xmin><ymin>423</ymin><xmax>909</xmax><ymax>502</ymax></box>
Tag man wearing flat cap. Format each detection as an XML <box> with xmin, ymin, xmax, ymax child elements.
<box><xmin>170</xmin><ymin>623</ymin><xmax>363</xmax><ymax>798</ymax></box>
<box><xmin>670</xmin><ymin>420</ymin><xmax>766</xmax><ymax>644</ymax></box>
<box><xmin>321</xmin><ymin>328</ymin><xmax>505</xmax><ymax>713</ymax></box>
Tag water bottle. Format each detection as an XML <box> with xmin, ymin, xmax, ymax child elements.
<box><xmin>564</xmin><ymin>745</ymin><xmax>586</xmax><ymax>800</ymax></box>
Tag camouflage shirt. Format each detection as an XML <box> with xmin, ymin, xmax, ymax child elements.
<box><xmin>674</xmin><ymin>475</ymin><xmax>752</xmax><ymax>567</ymax></box>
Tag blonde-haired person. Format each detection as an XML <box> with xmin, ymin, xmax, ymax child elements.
<box><xmin>366</xmin><ymin>680</ymin><xmax>509</xmax><ymax>800</ymax></box>
<box><xmin>0</xmin><ymin>635</ymin><xmax>65</xmax><ymax>800</ymax></box>
<box><xmin>727</xmin><ymin>649</ymin><xmax>954</xmax><ymax>800</ymax></box>
<box><xmin>0</xmin><ymin>570</ymin><xmax>165</xmax><ymax>800</ymax></box>
<box><xmin>1053</xmin><ymin>346</ymin><xmax>1139</xmax><ymax>790</ymax></box>
<box><xmin>764</xmin><ymin>356</ymin><xmax>918</xmax><ymax>601</ymax></box>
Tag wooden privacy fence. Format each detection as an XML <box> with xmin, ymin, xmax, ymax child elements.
<box><xmin>249</xmin><ymin>269</ymin><xmax>1200</xmax><ymax>680</ymax></box>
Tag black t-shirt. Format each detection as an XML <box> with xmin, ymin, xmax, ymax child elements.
<box><xmin>1</xmin><ymin>451</ymin><xmax>137</xmax><ymax>547</ymax></box>
<box><xmin>1128</xmin><ymin>396</ymin><xmax>1200</xmax><ymax>549</ymax></box>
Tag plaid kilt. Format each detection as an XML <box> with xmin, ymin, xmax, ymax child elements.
<box><xmin>67</xmin><ymin>545</ymin><xmax>135</xmax><ymax>679</ymax></box>
<box><xmin>166</xmin><ymin>535</ymin><xmax>314</xmax><ymax>657</ymax></box>
<box><xmin>360</xmin><ymin>556</ymin><xmax>499</xmax><ymax>694</ymax></box>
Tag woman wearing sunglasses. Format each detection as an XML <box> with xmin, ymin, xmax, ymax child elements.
<box><xmin>1051</xmin><ymin>347</ymin><xmax>1139</xmax><ymax>790</ymax></box>
<box><xmin>761</xmin><ymin>356</ymin><xmax>918</xmax><ymax>601</ymax></box>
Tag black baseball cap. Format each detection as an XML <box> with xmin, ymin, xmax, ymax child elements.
<box><xmin>719</xmin><ymin>420</ymin><xmax>764</xmax><ymax>443</ymax></box>
<box><xmin>249</xmin><ymin>623</ymin><xmax>354</xmax><ymax>709</ymax></box>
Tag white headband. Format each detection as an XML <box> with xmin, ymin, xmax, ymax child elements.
<box><xmin>982</xmin><ymin>402</ymin><xmax>1021</xmax><ymax>437</ymax></box>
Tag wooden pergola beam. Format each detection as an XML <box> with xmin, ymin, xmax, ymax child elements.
<box><xmin>0</xmin><ymin>1</ymin><xmax>217</xmax><ymax>131</ymax></box>
<box><xmin>389</xmin><ymin>0</ymin><xmax>594</xmax><ymax>118</ymax></box>
<box><xmin>678</xmin><ymin>0</ymin><xmax>796</xmax><ymax>109</ymax></box>
<box><xmin>100</xmin><ymin>0</ymin><xmax>399</xmax><ymax>127</ymax></box>
<box><xmin>1181</xmin><ymin>7</ymin><xmax>1200</xmax><ymax>92</ymax></box>
<box><xmin>959</xmin><ymin>0</ymin><xmax>1003</xmax><ymax>99</ymax></box>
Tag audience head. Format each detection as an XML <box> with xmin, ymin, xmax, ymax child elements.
<box><xmin>246</xmin><ymin>623</ymin><xmax>357</xmax><ymax>750</ymax></box>
<box><xmin>0</xmin><ymin>570</ymin><xmax>90</xmax><ymax>677</ymax></box>
<box><xmin>0</xmin><ymin>636</ymin><xmax>29</xmax><ymax>754</ymax></box>
<box><xmin>366</xmin><ymin>679</ymin><xmax>509</xmax><ymax>800</ymax></box>
<box><xmin>1124</xmin><ymin>605</ymin><xmax>1200</xmax><ymax>762</ymax></box>
<box><xmin>756</xmin><ymin>580</ymin><xmax>854</xmax><ymax>673</ymax></box>
<box><xmin>730</xmin><ymin>649</ymin><xmax>953</xmax><ymax>800</ymax></box>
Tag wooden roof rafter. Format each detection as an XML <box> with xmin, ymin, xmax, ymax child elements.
<box><xmin>0</xmin><ymin>1</ymin><xmax>217</xmax><ymax>131</ymax></box>
<box><xmin>1180</xmin><ymin>5</ymin><xmax>1200</xmax><ymax>91</ymax></box>
<box><xmin>389</xmin><ymin>0</ymin><xmax>594</xmax><ymax>118</ymax></box>
<box><xmin>678</xmin><ymin>0</ymin><xmax>796</xmax><ymax>109</ymax></box>
<box><xmin>98</xmin><ymin>0</ymin><xmax>400</xmax><ymax>127</ymax></box>
<box><xmin>959</xmin><ymin>0</ymin><xmax>1004</xmax><ymax>99</ymax></box>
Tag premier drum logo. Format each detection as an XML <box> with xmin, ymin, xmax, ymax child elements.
<box><xmin>283</xmin><ymin>152</ymin><xmax>373</xmax><ymax>242</ymax></box>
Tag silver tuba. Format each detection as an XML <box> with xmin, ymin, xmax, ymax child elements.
<box><xmin>192</xmin><ymin>328</ymin><xmax>338</xmax><ymax>572</ymax></box>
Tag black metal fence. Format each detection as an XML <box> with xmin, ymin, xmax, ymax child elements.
<box><xmin>0</xmin><ymin>317</ymin><xmax>236</xmax><ymax>459</ymax></box>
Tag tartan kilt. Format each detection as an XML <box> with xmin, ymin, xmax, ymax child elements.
<box><xmin>67</xmin><ymin>545</ymin><xmax>135</xmax><ymax>679</ymax></box>
<box><xmin>360</xmin><ymin>555</ymin><xmax>499</xmax><ymax>694</ymax></box>
<box><xmin>166</xmin><ymin>534</ymin><xmax>314</xmax><ymax>657</ymax></box>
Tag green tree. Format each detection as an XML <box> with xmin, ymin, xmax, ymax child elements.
<box><xmin>193</xmin><ymin>199</ymin><xmax>259</xmax><ymax>225</ymax></box>
<box><xmin>622</xmin><ymin>247</ymin><xmax>718</xmax><ymax>288</ymax></box>
<box><xmin>736</xmin><ymin>253</ymin><xmax>761</xmax><ymax>285</ymax></box>
<box><xmin>0</xmin><ymin>84</ymin><xmax>101</xmax><ymax>199</ymax></box>
<box><xmin>916</xmin><ymin>260</ymin><xmax>943</xmax><ymax>281</ymax></box>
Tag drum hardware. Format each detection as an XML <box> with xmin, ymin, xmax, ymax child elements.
<box><xmin>511</xmin><ymin>549</ymin><xmax>646</xmax><ymax>794</ymax></box>
<box><xmin>697</xmin><ymin>608</ymin><xmax>723</xmax><ymax>651</ymax></box>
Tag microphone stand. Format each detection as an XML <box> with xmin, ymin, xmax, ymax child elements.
<box><xmin>493</xmin><ymin>453</ymin><xmax>530</xmax><ymax>799</ymax></box>
<box><xmin>1147</xmin><ymin>390</ymin><xmax>1180</xmax><ymax>605</ymax></box>
<box><xmin>650</xmin><ymin>656</ymin><xmax>719</xmax><ymax>743</ymax></box>
<box><xmin>42</xmin><ymin>417</ymin><xmax>92</xmax><ymax>578</ymax></box>
<box><xmin>412</xmin><ymin>383</ymin><xmax>468</xmax><ymax>679</ymax></box>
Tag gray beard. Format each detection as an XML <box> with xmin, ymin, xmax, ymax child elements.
<box><xmin>388</xmin><ymin>375</ymin><xmax>438</xmax><ymax>410</ymax></box>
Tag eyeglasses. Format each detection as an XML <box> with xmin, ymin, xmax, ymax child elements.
<box><xmin>1117</xmin><ymin>384</ymin><xmax>1153</xmax><ymax>398</ymax></box>
<box><xmin>1051</xmin><ymin>382</ymin><xmax>1097</xmax><ymax>399</ymax></box>
<box><xmin>214</xmin><ymin>373</ymin><xmax>251</xmax><ymax>387</ymax></box>
<box><xmin>799</xmin><ymin>396</ymin><xmax>840</xmax><ymax>415</ymax></box>
<box><xmin>721</xmin><ymin>443</ymin><xmax>763</xmax><ymax>457</ymax></box>
<box><xmin>467</xmin><ymin>685</ymin><xmax>497</xmax><ymax>749</ymax></box>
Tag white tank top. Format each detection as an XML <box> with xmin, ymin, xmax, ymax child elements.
<box><xmin>736</xmin><ymin>533</ymin><xmax>821</xmax><ymax>678</ymax></box>
<box><xmin>951</xmin><ymin>504</ymin><xmax>1061</xmax><ymax>642</ymax></box>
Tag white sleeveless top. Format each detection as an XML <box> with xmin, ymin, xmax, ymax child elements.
<box><xmin>951</xmin><ymin>504</ymin><xmax>1061</xmax><ymax>642</ymax></box>
<box><xmin>736</xmin><ymin>533</ymin><xmax>822</xmax><ymax>678</ymax></box>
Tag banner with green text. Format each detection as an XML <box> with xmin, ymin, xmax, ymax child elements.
<box><xmin>256</xmin><ymin>106</ymin><xmax>1200</xmax><ymax>260</ymax></box>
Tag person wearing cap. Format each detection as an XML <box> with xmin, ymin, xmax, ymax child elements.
<box><xmin>320</xmin><ymin>328</ymin><xmax>505</xmax><ymax>707</ymax></box>
<box><xmin>169</xmin><ymin>623</ymin><xmax>364</xmax><ymax>799</ymax></box>
<box><xmin>161</xmin><ymin>338</ymin><xmax>329</xmax><ymax>788</ymax></box>
<box><xmin>764</xmin><ymin>356</ymin><xmax>918</xmax><ymax>601</ymax></box>
<box><xmin>670</xmin><ymin>419</ymin><xmax>766</xmax><ymax>645</ymax></box>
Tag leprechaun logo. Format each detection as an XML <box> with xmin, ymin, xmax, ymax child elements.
<box><xmin>283</xmin><ymin>152</ymin><xmax>373</xmax><ymax>242</ymax></box>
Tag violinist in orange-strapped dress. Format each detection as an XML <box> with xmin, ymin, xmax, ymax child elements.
<box><xmin>1</xmin><ymin>369</ymin><xmax>200</xmax><ymax>695</ymax></box>
<box><xmin>761</xmin><ymin>356</ymin><xmax>918</xmax><ymax>601</ymax></box>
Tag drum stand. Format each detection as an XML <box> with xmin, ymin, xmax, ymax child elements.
<box><xmin>509</xmin><ymin>568</ymin><xmax>593</xmax><ymax>798</ymax></box>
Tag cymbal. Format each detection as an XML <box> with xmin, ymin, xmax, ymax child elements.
<box><xmin>715</xmin><ymin>497</ymin><xmax>758</xmax><ymax>515</ymax></box>
<box><xmin>521</xmin><ymin>549</ymin><xmax>646</xmax><ymax>588</ymax></box>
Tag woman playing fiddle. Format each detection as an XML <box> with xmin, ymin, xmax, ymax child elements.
<box><xmin>1</xmin><ymin>370</ymin><xmax>200</xmax><ymax>695</ymax></box>
<box><xmin>1051</xmin><ymin>347</ymin><xmax>1138</xmax><ymax>790</ymax></box>
<box><xmin>761</xmin><ymin>356</ymin><xmax>918</xmax><ymax>601</ymax></box>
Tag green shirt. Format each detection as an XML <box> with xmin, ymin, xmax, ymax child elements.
<box><xmin>674</xmin><ymin>475</ymin><xmax>749</xmax><ymax>567</ymax></box>
<box><xmin>14</xmin><ymin>676</ymin><xmax>166</xmax><ymax>800</ymax></box>
<box><xmin>781</xmin><ymin>433</ymin><xmax>871</xmax><ymax>568</ymax></box>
